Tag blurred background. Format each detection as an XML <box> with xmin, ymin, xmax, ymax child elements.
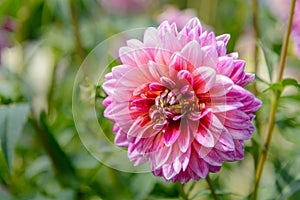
<box><xmin>0</xmin><ymin>0</ymin><xmax>300</xmax><ymax>199</ymax></box>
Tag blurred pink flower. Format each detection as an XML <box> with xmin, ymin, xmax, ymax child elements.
<box><xmin>291</xmin><ymin>0</ymin><xmax>300</xmax><ymax>57</ymax></box>
<box><xmin>99</xmin><ymin>0</ymin><xmax>149</xmax><ymax>14</ymax></box>
<box><xmin>102</xmin><ymin>18</ymin><xmax>261</xmax><ymax>183</ymax></box>
<box><xmin>268</xmin><ymin>0</ymin><xmax>300</xmax><ymax>58</ymax></box>
<box><xmin>156</xmin><ymin>6</ymin><xmax>197</xmax><ymax>30</ymax></box>
<box><xmin>0</xmin><ymin>17</ymin><xmax>16</xmax><ymax>64</ymax></box>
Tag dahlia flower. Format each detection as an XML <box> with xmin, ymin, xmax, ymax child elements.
<box><xmin>102</xmin><ymin>18</ymin><xmax>261</xmax><ymax>183</ymax></box>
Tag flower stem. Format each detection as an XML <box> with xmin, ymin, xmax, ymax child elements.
<box><xmin>251</xmin><ymin>91</ymin><xmax>280</xmax><ymax>200</ymax></box>
<box><xmin>251</xmin><ymin>1</ymin><xmax>296</xmax><ymax>199</ymax></box>
<box><xmin>177</xmin><ymin>183</ymin><xmax>189</xmax><ymax>200</ymax></box>
<box><xmin>278</xmin><ymin>0</ymin><xmax>296</xmax><ymax>82</ymax></box>
<box><xmin>206</xmin><ymin>174</ymin><xmax>219</xmax><ymax>200</ymax></box>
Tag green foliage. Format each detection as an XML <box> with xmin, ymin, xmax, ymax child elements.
<box><xmin>0</xmin><ymin>103</ymin><xmax>30</xmax><ymax>170</ymax></box>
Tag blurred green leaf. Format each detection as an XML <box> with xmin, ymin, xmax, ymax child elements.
<box><xmin>130</xmin><ymin>173</ymin><xmax>157</xmax><ymax>200</ymax></box>
<box><xmin>34</xmin><ymin>111</ymin><xmax>80</xmax><ymax>188</ymax></box>
<box><xmin>260</xmin><ymin>42</ymin><xmax>279</xmax><ymax>82</ymax></box>
<box><xmin>263</xmin><ymin>82</ymin><xmax>282</xmax><ymax>93</ymax></box>
<box><xmin>25</xmin><ymin>156</ymin><xmax>51</xmax><ymax>178</ymax></box>
<box><xmin>277</xmin><ymin>180</ymin><xmax>300</xmax><ymax>200</ymax></box>
<box><xmin>263</xmin><ymin>78</ymin><xmax>300</xmax><ymax>93</ymax></box>
<box><xmin>282</xmin><ymin>78</ymin><xmax>300</xmax><ymax>88</ymax></box>
<box><xmin>0</xmin><ymin>103</ymin><xmax>30</xmax><ymax>171</ymax></box>
<box><xmin>0</xmin><ymin>186</ymin><xmax>11</xmax><ymax>200</ymax></box>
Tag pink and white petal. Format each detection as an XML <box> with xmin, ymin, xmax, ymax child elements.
<box><xmin>164</xmin><ymin>122</ymin><xmax>180</xmax><ymax>146</ymax></box>
<box><xmin>209</xmin><ymin>75</ymin><xmax>234</xmax><ymax>97</ymax></box>
<box><xmin>181</xmin><ymin>40</ymin><xmax>203</xmax><ymax>68</ymax></box>
<box><xmin>158</xmin><ymin>21</ymin><xmax>176</xmax><ymax>37</ymax></box>
<box><xmin>103</xmin><ymin>96</ymin><xmax>112</xmax><ymax>107</ymax></box>
<box><xmin>216</xmin><ymin>150</ymin><xmax>236</xmax><ymax>162</ymax></box>
<box><xmin>173</xmin><ymin>157</ymin><xmax>182</xmax><ymax>174</ymax></box>
<box><xmin>154</xmin><ymin>145</ymin><xmax>172</xmax><ymax>170</ymax></box>
<box><xmin>168</xmin><ymin>52</ymin><xmax>188</xmax><ymax>76</ymax></box>
<box><xmin>177</xmin><ymin>70</ymin><xmax>194</xmax><ymax>86</ymax></box>
<box><xmin>216</xmin><ymin>56</ymin><xmax>234</xmax><ymax>76</ymax></box>
<box><xmin>234</xmin><ymin>140</ymin><xmax>245</xmax><ymax>160</ymax></box>
<box><xmin>199</xmin><ymin>31</ymin><xmax>216</xmax><ymax>47</ymax></box>
<box><xmin>179</xmin><ymin>146</ymin><xmax>191</xmax><ymax>171</ymax></box>
<box><xmin>216</xmin><ymin>41</ymin><xmax>227</xmax><ymax>56</ymax></box>
<box><xmin>177</xmin><ymin>119</ymin><xmax>192</xmax><ymax>153</ymax></box>
<box><xmin>162</xmin><ymin>163</ymin><xmax>177</xmax><ymax>180</ymax></box>
<box><xmin>114</xmin><ymin>129</ymin><xmax>129</xmax><ymax>147</ymax></box>
<box><xmin>210</xmin><ymin>101</ymin><xmax>243</xmax><ymax>113</ymax></box>
<box><xmin>193</xmin><ymin>67</ymin><xmax>216</xmax><ymax>94</ymax></box>
<box><xmin>187</xmin><ymin>26</ymin><xmax>202</xmax><ymax>42</ymax></box>
<box><xmin>237</xmin><ymin>73</ymin><xmax>255</xmax><ymax>87</ymax></box>
<box><xmin>112</xmin><ymin>65</ymin><xmax>150</xmax><ymax>87</ymax></box>
<box><xmin>119</xmin><ymin>47</ymin><xmax>137</xmax><ymax>66</ymax></box>
<box><xmin>194</xmin><ymin>123</ymin><xmax>215</xmax><ymax>148</ymax></box>
<box><xmin>201</xmin><ymin>46</ymin><xmax>219</xmax><ymax>68</ymax></box>
<box><xmin>241</xmin><ymin>98</ymin><xmax>262</xmax><ymax>113</ymax></box>
<box><xmin>214</xmin><ymin>129</ymin><xmax>235</xmax><ymax>152</ymax></box>
<box><xmin>161</xmin><ymin>32</ymin><xmax>182</xmax><ymax>52</ymax></box>
<box><xmin>230</xmin><ymin>60</ymin><xmax>246</xmax><ymax>83</ymax></box>
<box><xmin>126</xmin><ymin>39</ymin><xmax>144</xmax><ymax>48</ymax></box>
<box><xmin>154</xmin><ymin>48</ymin><xmax>172</xmax><ymax>66</ymax></box>
<box><xmin>216</xmin><ymin>34</ymin><xmax>230</xmax><ymax>45</ymax></box>
<box><xmin>185</xmin><ymin>18</ymin><xmax>202</xmax><ymax>32</ymax></box>
<box><xmin>143</xmin><ymin>27</ymin><xmax>160</xmax><ymax>47</ymax></box>
<box><xmin>226</xmin><ymin>126</ymin><xmax>253</xmax><ymax>140</ymax></box>
<box><xmin>203</xmin><ymin>148</ymin><xmax>223</xmax><ymax>166</ymax></box>
<box><xmin>102</xmin><ymin>78</ymin><xmax>117</xmax><ymax>96</ymax></box>
<box><xmin>227</xmin><ymin>52</ymin><xmax>239</xmax><ymax>59</ymax></box>
<box><xmin>132</xmin><ymin>48</ymin><xmax>153</xmax><ymax>66</ymax></box>
<box><xmin>209</xmin><ymin>165</ymin><xmax>221</xmax><ymax>173</ymax></box>
<box><xmin>127</xmin><ymin>115</ymin><xmax>152</xmax><ymax>138</ymax></box>
<box><xmin>189</xmin><ymin>154</ymin><xmax>209</xmax><ymax>178</ymax></box>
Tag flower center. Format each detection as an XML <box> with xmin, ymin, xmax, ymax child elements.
<box><xmin>150</xmin><ymin>85</ymin><xmax>201</xmax><ymax>124</ymax></box>
<box><xmin>155</xmin><ymin>89</ymin><xmax>181</xmax><ymax>118</ymax></box>
<box><xmin>129</xmin><ymin>83</ymin><xmax>204</xmax><ymax>130</ymax></box>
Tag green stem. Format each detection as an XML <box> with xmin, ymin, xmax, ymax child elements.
<box><xmin>251</xmin><ymin>92</ymin><xmax>280</xmax><ymax>200</ymax></box>
<box><xmin>206</xmin><ymin>175</ymin><xmax>219</xmax><ymax>200</ymax></box>
<box><xmin>251</xmin><ymin>1</ymin><xmax>296</xmax><ymax>199</ymax></box>
<box><xmin>251</xmin><ymin>0</ymin><xmax>263</xmax><ymax>168</ymax></box>
<box><xmin>70</xmin><ymin>0</ymin><xmax>86</xmax><ymax>63</ymax></box>
<box><xmin>278</xmin><ymin>0</ymin><xmax>296</xmax><ymax>82</ymax></box>
<box><xmin>177</xmin><ymin>182</ymin><xmax>189</xmax><ymax>200</ymax></box>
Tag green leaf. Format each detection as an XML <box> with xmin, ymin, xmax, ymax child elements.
<box><xmin>263</xmin><ymin>83</ymin><xmax>283</xmax><ymax>93</ymax></box>
<box><xmin>260</xmin><ymin>42</ymin><xmax>279</xmax><ymax>82</ymax></box>
<box><xmin>0</xmin><ymin>103</ymin><xmax>30</xmax><ymax>171</ymax></box>
<box><xmin>263</xmin><ymin>78</ymin><xmax>299</xmax><ymax>93</ymax></box>
<box><xmin>282</xmin><ymin>78</ymin><xmax>300</xmax><ymax>88</ymax></box>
